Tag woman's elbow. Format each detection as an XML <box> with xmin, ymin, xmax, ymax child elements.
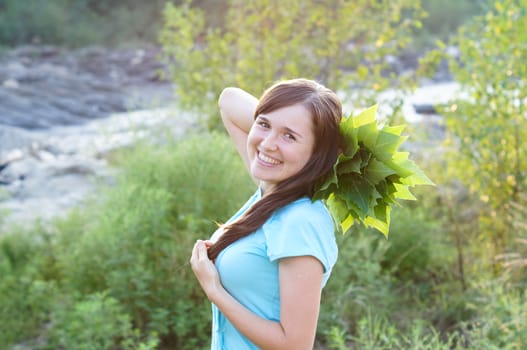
<box><xmin>218</xmin><ymin>87</ymin><xmax>239</xmax><ymax>110</ymax></box>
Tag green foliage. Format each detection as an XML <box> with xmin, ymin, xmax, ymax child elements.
<box><xmin>314</xmin><ymin>105</ymin><xmax>434</xmax><ymax>236</ymax></box>
<box><xmin>317</xmin><ymin>180</ymin><xmax>481</xmax><ymax>347</ymax></box>
<box><xmin>326</xmin><ymin>314</ymin><xmax>459</xmax><ymax>350</ymax></box>
<box><xmin>416</xmin><ymin>0</ymin><xmax>488</xmax><ymax>46</ymax></box>
<box><xmin>380</xmin><ymin>204</ymin><xmax>439</xmax><ymax>282</ymax></box>
<box><xmin>461</xmin><ymin>282</ymin><xmax>527</xmax><ymax>349</ymax></box>
<box><xmin>420</xmin><ymin>0</ymin><xmax>527</xmax><ymax>260</ymax></box>
<box><xmin>504</xmin><ymin>193</ymin><xmax>527</xmax><ymax>287</ymax></box>
<box><xmin>48</xmin><ymin>292</ymin><xmax>159</xmax><ymax>350</ymax></box>
<box><xmin>159</xmin><ymin>0</ymin><xmax>425</xmax><ymax>130</ymax></box>
<box><xmin>1</xmin><ymin>132</ymin><xmax>253</xmax><ymax>348</ymax></box>
<box><xmin>0</xmin><ymin>228</ymin><xmax>57</xmax><ymax>346</ymax></box>
<box><xmin>0</xmin><ymin>0</ymin><xmax>98</xmax><ymax>46</ymax></box>
<box><xmin>0</xmin><ymin>0</ymin><xmax>167</xmax><ymax>47</ymax></box>
<box><xmin>352</xmin><ymin>315</ymin><xmax>458</xmax><ymax>350</ymax></box>
<box><xmin>51</xmin><ymin>132</ymin><xmax>253</xmax><ymax>349</ymax></box>
<box><xmin>114</xmin><ymin>132</ymin><xmax>254</xmax><ymax>231</ymax></box>
<box><xmin>319</xmin><ymin>228</ymin><xmax>394</xmax><ymax>336</ymax></box>
<box><xmin>1</xmin><ymin>131</ymin><xmax>526</xmax><ymax>348</ymax></box>
<box><xmin>0</xmin><ymin>0</ymin><xmax>485</xmax><ymax>50</ymax></box>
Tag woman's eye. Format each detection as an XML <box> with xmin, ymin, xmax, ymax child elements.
<box><xmin>258</xmin><ymin>121</ymin><xmax>270</xmax><ymax>128</ymax></box>
<box><xmin>284</xmin><ymin>133</ymin><xmax>296</xmax><ymax>141</ymax></box>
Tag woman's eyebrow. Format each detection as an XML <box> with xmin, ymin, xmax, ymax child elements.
<box><xmin>258</xmin><ymin>114</ymin><xmax>304</xmax><ymax>139</ymax></box>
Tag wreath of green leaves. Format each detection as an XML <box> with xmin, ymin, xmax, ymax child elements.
<box><xmin>313</xmin><ymin>105</ymin><xmax>434</xmax><ymax>237</ymax></box>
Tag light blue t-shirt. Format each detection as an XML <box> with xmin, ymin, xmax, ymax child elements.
<box><xmin>210</xmin><ymin>189</ymin><xmax>338</xmax><ymax>349</ymax></box>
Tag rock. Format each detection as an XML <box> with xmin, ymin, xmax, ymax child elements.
<box><xmin>2</xmin><ymin>78</ymin><xmax>19</xmax><ymax>88</ymax></box>
<box><xmin>0</xmin><ymin>151</ymin><xmax>114</xmax><ymax>228</ymax></box>
<box><xmin>0</xmin><ymin>124</ymin><xmax>38</xmax><ymax>155</ymax></box>
<box><xmin>0</xmin><ymin>45</ymin><xmax>172</xmax><ymax>129</ymax></box>
<box><xmin>0</xmin><ymin>106</ymin><xmax>196</xmax><ymax>231</ymax></box>
<box><xmin>412</xmin><ymin>103</ymin><xmax>438</xmax><ymax>115</ymax></box>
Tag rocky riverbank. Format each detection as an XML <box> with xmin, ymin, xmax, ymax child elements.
<box><xmin>0</xmin><ymin>45</ymin><xmax>172</xmax><ymax>129</ymax></box>
<box><xmin>0</xmin><ymin>107</ymin><xmax>198</xmax><ymax>230</ymax></box>
<box><xmin>0</xmin><ymin>45</ymin><xmax>186</xmax><ymax>230</ymax></box>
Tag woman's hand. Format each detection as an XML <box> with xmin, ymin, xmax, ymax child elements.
<box><xmin>190</xmin><ymin>240</ymin><xmax>222</xmax><ymax>301</ymax></box>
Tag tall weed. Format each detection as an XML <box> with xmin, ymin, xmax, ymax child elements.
<box><xmin>381</xmin><ymin>204</ymin><xmax>440</xmax><ymax>283</ymax></box>
<box><xmin>0</xmin><ymin>228</ymin><xmax>57</xmax><ymax>346</ymax></box>
<box><xmin>52</xmin><ymin>132</ymin><xmax>253</xmax><ymax>348</ymax></box>
<box><xmin>319</xmin><ymin>228</ymin><xmax>393</xmax><ymax>337</ymax></box>
<box><xmin>461</xmin><ymin>282</ymin><xmax>527</xmax><ymax>350</ymax></box>
<box><xmin>326</xmin><ymin>314</ymin><xmax>459</xmax><ymax>350</ymax></box>
<box><xmin>47</xmin><ymin>292</ymin><xmax>159</xmax><ymax>350</ymax></box>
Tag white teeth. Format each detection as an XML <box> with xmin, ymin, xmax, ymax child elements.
<box><xmin>258</xmin><ymin>152</ymin><xmax>281</xmax><ymax>165</ymax></box>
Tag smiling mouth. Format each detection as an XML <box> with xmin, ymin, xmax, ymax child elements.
<box><xmin>257</xmin><ymin>151</ymin><xmax>281</xmax><ymax>165</ymax></box>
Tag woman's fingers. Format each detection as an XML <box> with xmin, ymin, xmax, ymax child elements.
<box><xmin>190</xmin><ymin>240</ymin><xmax>203</xmax><ymax>269</ymax></box>
<box><xmin>190</xmin><ymin>239</ymin><xmax>213</xmax><ymax>271</ymax></box>
<box><xmin>190</xmin><ymin>239</ymin><xmax>222</xmax><ymax>300</ymax></box>
<box><xmin>191</xmin><ymin>240</ymin><xmax>213</xmax><ymax>261</ymax></box>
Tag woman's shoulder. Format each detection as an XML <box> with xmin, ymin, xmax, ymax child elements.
<box><xmin>271</xmin><ymin>197</ymin><xmax>333</xmax><ymax>228</ymax></box>
<box><xmin>279</xmin><ymin>197</ymin><xmax>329</xmax><ymax>214</ymax></box>
<box><xmin>263</xmin><ymin>197</ymin><xmax>338</xmax><ymax>277</ymax></box>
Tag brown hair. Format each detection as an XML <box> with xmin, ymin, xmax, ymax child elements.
<box><xmin>208</xmin><ymin>78</ymin><xmax>342</xmax><ymax>260</ymax></box>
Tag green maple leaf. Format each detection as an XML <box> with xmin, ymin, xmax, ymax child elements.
<box><xmin>353</xmin><ymin>104</ymin><xmax>378</xmax><ymax>127</ymax></box>
<box><xmin>313</xmin><ymin>104</ymin><xmax>434</xmax><ymax>238</ymax></box>
<box><xmin>357</xmin><ymin>122</ymin><xmax>379</xmax><ymax>151</ymax></box>
<box><xmin>373</xmin><ymin>127</ymin><xmax>408</xmax><ymax>162</ymax></box>
<box><xmin>336</xmin><ymin>154</ymin><xmax>361</xmax><ymax>175</ymax></box>
<box><xmin>364</xmin><ymin>158</ymin><xmax>397</xmax><ymax>185</ymax></box>
<box><xmin>340</xmin><ymin>175</ymin><xmax>373</xmax><ymax>215</ymax></box>
<box><xmin>339</xmin><ymin>116</ymin><xmax>359</xmax><ymax>157</ymax></box>
<box><xmin>365</xmin><ymin>202</ymin><xmax>391</xmax><ymax>236</ymax></box>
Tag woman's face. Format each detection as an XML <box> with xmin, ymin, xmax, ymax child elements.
<box><xmin>247</xmin><ymin>104</ymin><xmax>316</xmax><ymax>193</ymax></box>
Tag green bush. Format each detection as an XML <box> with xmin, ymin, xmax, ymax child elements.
<box><xmin>419</xmin><ymin>0</ymin><xmax>527</xmax><ymax>264</ymax></box>
<box><xmin>51</xmin><ymin>132</ymin><xmax>253</xmax><ymax>349</ymax></box>
<box><xmin>462</xmin><ymin>283</ymin><xmax>527</xmax><ymax>349</ymax></box>
<box><xmin>159</xmin><ymin>0</ymin><xmax>424</xmax><ymax>129</ymax></box>
<box><xmin>1</xmin><ymin>132</ymin><xmax>253</xmax><ymax>348</ymax></box>
<box><xmin>1</xmin><ymin>129</ymin><xmax>526</xmax><ymax>348</ymax></box>
<box><xmin>319</xmin><ymin>228</ymin><xmax>394</xmax><ymax>339</ymax></box>
<box><xmin>0</xmin><ymin>0</ymin><xmax>97</xmax><ymax>47</ymax></box>
<box><xmin>381</xmin><ymin>204</ymin><xmax>440</xmax><ymax>282</ymax></box>
<box><xmin>351</xmin><ymin>315</ymin><xmax>457</xmax><ymax>350</ymax></box>
<box><xmin>318</xmin><ymin>194</ymin><xmax>475</xmax><ymax>344</ymax></box>
<box><xmin>416</xmin><ymin>0</ymin><xmax>487</xmax><ymax>46</ymax></box>
<box><xmin>48</xmin><ymin>292</ymin><xmax>159</xmax><ymax>350</ymax></box>
<box><xmin>0</xmin><ymin>229</ymin><xmax>57</xmax><ymax>346</ymax></box>
<box><xmin>325</xmin><ymin>314</ymin><xmax>459</xmax><ymax>350</ymax></box>
<box><xmin>0</xmin><ymin>0</ymin><xmax>168</xmax><ymax>47</ymax></box>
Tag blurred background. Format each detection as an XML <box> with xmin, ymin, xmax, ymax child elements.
<box><xmin>0</xmin><ymin>0</ymin><xmax>525</xmax><ymax>349</ymax></box>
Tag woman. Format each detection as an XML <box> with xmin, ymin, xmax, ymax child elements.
<box><xmin>190</xmin><ymin>78</ymin><xmax>342</xmax><ymax>349</ymax></box>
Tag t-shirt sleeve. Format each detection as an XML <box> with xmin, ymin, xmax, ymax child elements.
<box><xmin>262</xmin><ymin>199</ymin><xmax>338</xmax><ymax>286</ymax></box>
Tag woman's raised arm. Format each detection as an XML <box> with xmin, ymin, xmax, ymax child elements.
<box><xmin>218</xmin><ymin>87</ymin><xmax>258</xmax><ymax>170</ymax></box>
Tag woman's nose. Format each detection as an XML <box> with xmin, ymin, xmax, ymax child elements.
<box><xmin>260</xmin><ymin>133</ymin><xmax>278</xmax><ymax>151</ymax></box>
